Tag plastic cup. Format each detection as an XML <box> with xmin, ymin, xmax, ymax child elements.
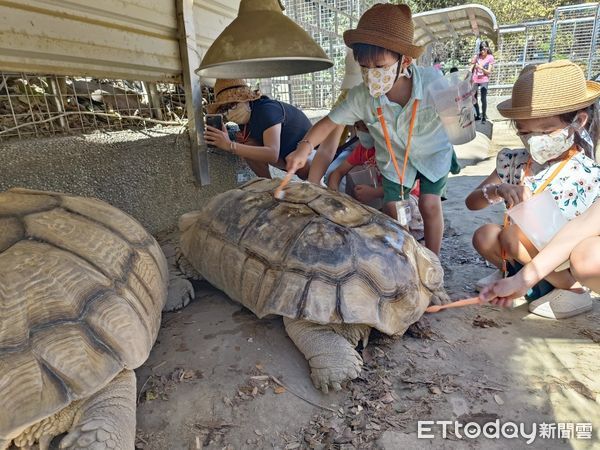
<box><xmin>508</xmin><ymin>190</ymin><xmax>570</xmax><ymax>271</ymax></box>
<box><xmin>428</xmin><ymin>76</ymin><xmax>476</xmax><ymax>145</ymax></box>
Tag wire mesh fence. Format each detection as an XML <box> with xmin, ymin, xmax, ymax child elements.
<box><xmin>3</xmin><ymin>2</ymin><xmax>600</xmax><ymax>141</ymax></box>
<box><xmin>490</xmin><ymin>3</ymin><xmax>600</xmax><ymax>96</ymax></box>
<box><xmin>250</xmin><ymin>0</ymin><xmax>380</xmax><ymax>110</ymax></box>
<box><xmin>0</xmin><ymin>74</ymin><xmax>189</xmax><ymax>141</ymax></box>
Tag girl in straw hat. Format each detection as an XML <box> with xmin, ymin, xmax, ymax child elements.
<box><xmin>205</xmin><ymin>79</ymin><xmax>313</xmax><ymax>179</ymax></box>
<box><xmin>287</xmin><ymin>3</ymin><xmax>455</xmax><ymax>255</ymax></box>
<box><xmin>466</xmin><ymin>60</ymin><xmax>600</xmax><ymax>319</ymax></box>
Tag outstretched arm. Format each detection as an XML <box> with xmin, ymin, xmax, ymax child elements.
<box><xmin>308</xmin><ymin>124</ymin><xmax>346</xmax><ymax>184</ymax></box>
<box><xmin>480</xmin><ymin>199</ymin><xmax>600</xmax><ymax>303</ymax></box>
<box><xmin>286</xmin><ymin>116</ymin><xmax>340</xmax><ymax>175</ymax></box>
<box><xmin>327</xmin><ymin>160</ymin><xmax>353</xmax><ymax>191</ymax></box>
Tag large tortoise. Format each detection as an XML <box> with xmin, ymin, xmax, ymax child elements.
<box><xmin>179</xmin><ymin>179</ymin><xmax>449</xmax><ymax>392</ymax></box>
<box><xmin>0</xmin><ymin>188</ymin><xmax>178</xmax><ymax>450</ymax></box>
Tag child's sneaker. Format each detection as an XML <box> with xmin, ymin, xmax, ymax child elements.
<box><xmin>528</xmin><ymin>289</ymin><xmax>593</xmax><ymax>319</ymax></box>
<box><xmin>475</xmin><ymin>269</ymin><xmax>503</xmax><ymax>292</ymax></box>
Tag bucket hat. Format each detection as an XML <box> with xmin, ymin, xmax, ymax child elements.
<box><xmin>207</xmin><ymin>79</ymin><xmax>260</xmax><ymax>114</ymax></box>
<box><xmin>343</xmin><ymin>4</ymin><xmax>424</xmax><ymax>58</ymax></box>
<box><xmin>497</xmin><ymin>60</ymin><xmax>600</xmax><ymax>119</ymax></box>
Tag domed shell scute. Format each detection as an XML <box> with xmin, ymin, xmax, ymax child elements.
<box><xmin>0</xmin><ymin>188</ymin><xmax>167</xmax><ymax>440</ymax></box>
<box><xmin>286</xmin><ymin>217</ymin><xmax>355</xmax><ymax>279</ymax></box>
<box><xmin>307</xmin><ymin>191</ymin><xmax>372</xmax><ymax>228</ymax></box>
<box><xmin>180</xmin><ymin>179</ymin><xmax>444</xmax><ymax>336</ymax></box>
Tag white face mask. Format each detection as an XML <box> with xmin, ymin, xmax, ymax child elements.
<box><xmin>520</xmin><ymin>126</ymin><xmax>574</xmax><ymax>164</ymax></box>
<box><xmin>361</xmin><ymin>57</ymin><xmax>410</xmax><ymax>98</ymax></box>
<box><xmin>226</xmin><ymin>102</ymin><xmax>251</xmax><ymax>124</ymax></box>
<box><xmin>356</xmin><ymin>130</ymin><xmax>374</xmax><ymax>149</ymax></box>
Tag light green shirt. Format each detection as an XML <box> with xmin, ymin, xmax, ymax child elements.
<box><xmin>329</xmin><ymin>65</ymin><xmax>454</xmax><ymax>186</ymax></box>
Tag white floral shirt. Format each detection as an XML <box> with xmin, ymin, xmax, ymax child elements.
<box><xmin>496</xmin><ymin>147</ymin><xmax>600</xmax><ymax>220</ymax></box>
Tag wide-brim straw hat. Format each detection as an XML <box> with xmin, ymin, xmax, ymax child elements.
<box><xmin>343</xmin><ymin>4</ymin><xmax>424</xmax><ymax>58</ymax></box>
<box><xmin>498</xmin><ymin>60</ymin><xmax>600</xmax><ymax>119</ymax></box>
<box><xmin>207</xmin><ymin>79</ymin><xmax>260</xmax><ymax>114</ymax></box>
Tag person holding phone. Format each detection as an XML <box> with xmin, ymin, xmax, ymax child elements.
<box><xmin>471</xmin><ymin>41</ymin><xmax>494</xmax><ymax>124</ymax></box>
<box><xmin>204</xmin><ymin>79</ymin><xmax>313</xmax><ymax>179</ymax></box>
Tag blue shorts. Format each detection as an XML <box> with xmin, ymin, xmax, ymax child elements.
<box><xmin>507</xmin><ymin>261</ymin><xmax>555</xmax><ymax>302</ymax></box>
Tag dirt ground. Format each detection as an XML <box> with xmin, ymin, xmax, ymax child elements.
<box><xmin>136</xmin><ymin>122</ymin><xmax>600</xmax><ymax>450</ymax></box>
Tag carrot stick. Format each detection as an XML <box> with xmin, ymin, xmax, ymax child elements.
<box><xmin>274</xmin><ymin>172</ymin><xmax>294</xmax><ymax>199</ymax></box>
<box><xmin>425</xmin><ymin>297</ymin><xmax>482</xmax><ymax>313</ymax></box>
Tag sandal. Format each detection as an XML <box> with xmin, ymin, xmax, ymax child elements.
<box><xmin>528</xmin><ymin>289</ymin><xmax>593</xmax><ymax>319</ymax></box>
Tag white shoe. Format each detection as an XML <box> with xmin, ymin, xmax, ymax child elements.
<box><xmin>528</xmin><ymin>289</ymin><xmax>593</xmax><ymax>319</ymax></box>
<box><xmin>475</xmin><ymin>269</ymin><xmax>504</xmax><ymax>292</ymax></box>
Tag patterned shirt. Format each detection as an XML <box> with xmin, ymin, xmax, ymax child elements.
<box><xmin>496</xmin><ymin>147</ymin><xmax>600</xmax><ymax>220</ymax></box>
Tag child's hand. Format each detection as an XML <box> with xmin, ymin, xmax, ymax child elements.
<box><xmin>326</xmin><ymin>178</ymin><xmax>340</xmax><ymax>191</ymax></box>
<box><xmin>496</xmin><ymin>184</ymin><xmax>532</xmax><ymax>208</ymax></box>
<box><xmin>286</xmin><ymin>147</ymin><xmax>310</xmax><ymax>175</ymax></box>
<box><xmin>354</xmin><ymin>185</ymin><xmax>378</xmax><ymax>202</ymax></box>
<box><xmin>479</xmin><ymin>274</ymin><xmax>529</xmax><ymax>307</ymax></box>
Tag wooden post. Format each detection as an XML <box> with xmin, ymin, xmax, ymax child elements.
<box><xmin>176</xmin><ymin>0</ymin><xmax>210</xmax><ymax>185</ymax></box>
<box><xmin>144</xmin><ymin>82</ymin><xmax>164</xmax><ymax>121</ymax></box>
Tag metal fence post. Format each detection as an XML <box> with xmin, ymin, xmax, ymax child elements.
<box><xmin>548</xmin><ymin>10</ymin><xmax>559</xmax><ymax>62</ymax></box>
<box><xmin>588</xmin><ymin>4</ymin><xmax>600</xmax><ymax>79</ymax></box>
<box><xmin>176</xmin><ymin>0</ymin><xmax>210</xmax><ymax>186</ymax></box>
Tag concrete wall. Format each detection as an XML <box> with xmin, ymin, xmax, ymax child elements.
<box><xmin>0</xmin><ymin>127</ymin><xmax>241</xmax><ymax>233</ymax></box>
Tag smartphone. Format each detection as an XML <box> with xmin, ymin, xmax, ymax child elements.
<box><xmin>205</xmin><ymin>114</ymin><xmax>223</xmax><ymax>130</ymax></box>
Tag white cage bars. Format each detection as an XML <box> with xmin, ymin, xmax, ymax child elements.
<box><xmin>4</xmin><ymin>2</ymin><xmax>600</xmax><ymax>140</ymax></box>
<box><xmin>251</xmin><ymin>0</ymin><xmax>380</xmax><ymax>110</ymax></box>
<box><xmin>490</xmin><ymin>3</ymin><xmax>600</xmax><ymax>95</ymax></box>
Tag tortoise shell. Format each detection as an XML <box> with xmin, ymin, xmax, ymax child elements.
<box><xmin>0</xmin><ymin>188</ymin><xmax>167</xmax><ymax>442</ymax></box>
<box><xmin>180</xmin><ymin>179</ymin><xmax>446</xmax><ymax>335</ymax></box>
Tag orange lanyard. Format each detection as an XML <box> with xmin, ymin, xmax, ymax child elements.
<box><xmin>377</xmin><ymin>99</ymin><xmax>419</xmax><ymax>199</ymax></box>
<box><xmin>500</xmin><ymin>146</ymin><xmax>579</xmax><ymax>275</ymax></box>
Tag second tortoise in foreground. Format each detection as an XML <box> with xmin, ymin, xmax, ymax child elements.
<box><xmin>179</xmin><ymin>179</ymin><xmax>449</xmax><ymax>392</ymax></box>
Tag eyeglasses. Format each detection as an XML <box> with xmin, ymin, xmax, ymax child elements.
<box><xmin>215</xmin><ymin>104</ymin><xmax>232</xmax><ymax>115</ymax></box>
<box><xmin>216</xmin><ymin>102</ymin><xmax>245</xmax><ymax>115</ymax></box>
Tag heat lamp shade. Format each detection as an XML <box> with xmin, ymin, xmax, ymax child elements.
<box><xmin>196</xmin><ymin>0</ymin><xmax>333</xmax><ymax>78</ymax></box>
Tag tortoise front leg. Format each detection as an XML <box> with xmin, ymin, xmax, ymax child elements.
<box><xmin>59</xmin><ymin>370</ymin><xmax>136</xmax><ymax>450</ymax></box>
<box><xmin>283</xmin><ymin>318</ymin><xmax>366</xmax><ymax>393</ymax></box>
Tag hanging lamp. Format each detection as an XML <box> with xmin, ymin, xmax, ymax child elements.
<box><xmin>196</xmin><ymin>0</ymin><xmax>333</xmax><ymax>78</ymax></box>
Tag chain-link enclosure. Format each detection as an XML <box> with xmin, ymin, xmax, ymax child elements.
<box><xmin>490</xmin><ymin>3</ymin><xmax>600</xmax><ymax>96</ymax></box>
<box><xmin>0</xmin><ymin>75</ymin><xmax>193</xmax><ymax>140</ymax></box>
<box><xmin>250</xmin><ymin>0</ymin><xmax>381</xmax><ymax>110</ymax></box>
<box><xmin>3</xmin><ymin>2</ymin><xmax>600</xmax><ymax>140</ymax></box>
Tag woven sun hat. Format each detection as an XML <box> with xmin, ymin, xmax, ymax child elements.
<box><xmin>343</xmin><ymin>4</ymin><xmax>424</xmax><ymax>58</ymax></box>
<box><xmin>207</xmin><ymin>79</ymin><xmax>261</xmax><ymax>114</ymax></box>
<box><xmin>497</xmin><ymin>60</ymin><xmax>600</xmax><ymax>119</ymax></box>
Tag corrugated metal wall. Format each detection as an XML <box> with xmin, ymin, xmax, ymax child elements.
<box><xmin>0</xmin><ymin>0</ymin><xmax>239</xmax><ymax>82</ymax></box>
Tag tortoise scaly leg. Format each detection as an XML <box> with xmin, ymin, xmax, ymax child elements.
<box><xmin>59</xmin><ymin>370</ymin><xmax>136</xmax><ymax>450</ymax></box>
<box><xmin>283</xmin><ymin>318</ymin><xmax>369</xmax><ymax>393</ymax></box>
<box><xmin>160</xmin><ymin>242</ymin><xmax>194</xmax><ymax>312</ymax></box>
